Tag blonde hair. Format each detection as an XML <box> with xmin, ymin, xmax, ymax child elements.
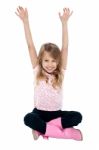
<box><xmin>36</xmin><ymin>43</ymin><xmax>64</xmax><ymax>88</ymax></box>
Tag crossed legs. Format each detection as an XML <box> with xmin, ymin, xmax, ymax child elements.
<box><xmin>24</xmin><ymin>110</ymin><xmax>82</xmax><ymax>140</ymax></box>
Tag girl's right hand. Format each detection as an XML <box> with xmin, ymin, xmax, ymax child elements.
<box><xmin>59</xmin><ymin>8</ymin><xmax>73</xmax><ymax>25</ymax></box>
<box><xmin>15</xmin><ymin>6</ymin><xmax>28</xmax><ymax>22</ymax></box>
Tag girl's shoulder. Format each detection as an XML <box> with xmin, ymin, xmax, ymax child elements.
<box><xmin>33</xmin><ymin>65</ymin><xmax>39</xmax><ymax>73</ymax></box>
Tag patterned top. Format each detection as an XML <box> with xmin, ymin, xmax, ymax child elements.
<box><xmin>33</xmin><ymin>66</ymin><xmax>64</xmax><ymax>111</ymax></box>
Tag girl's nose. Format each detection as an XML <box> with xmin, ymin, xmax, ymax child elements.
<box><xmin>48</xmin><ymin>62</ymin><xmax>52</xmax><ymax>66</ymax></box>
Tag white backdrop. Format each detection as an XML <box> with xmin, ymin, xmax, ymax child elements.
<box><xmin>0</xmin><ymin>0</ymin><xmax>99</xmax><ymax>149</ymax></box>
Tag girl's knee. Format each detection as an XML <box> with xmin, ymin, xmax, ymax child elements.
<box><xmin>69</xmin><ymin>111</ymin><xmax>82</xmax><ymax>123</ymax></box>
<box><xmin>24</xmin><ymin>113</ymin><xmax>36</xmax><ymax>125</ymax></box>
<box><xmin>24</xmin><ymin>113</ymin><xmax>32</xmax><ymax>125</ymax></box>
<box><xmin>76</xmin><ymin>112</ymin><xmax>82</xmax><ymax>123</ymax></box>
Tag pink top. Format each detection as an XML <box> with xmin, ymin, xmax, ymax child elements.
<box><xmin>33</xmin><ymin>66</ymin><xmax>64</xmax><ymax>111</ymax></box>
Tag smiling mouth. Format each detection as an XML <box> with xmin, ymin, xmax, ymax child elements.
<box><xmin>46</xmin><ymin>68</ymin><xmax>54</xmax><ymax>71</ymax></box>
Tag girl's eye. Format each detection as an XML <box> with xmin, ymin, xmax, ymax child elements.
<box><xmin>52</xmin><ymin>60</ymin><xmax>56</xmax><ymax>62</ymax></box>
<box><xmin>44</xmin><ymin>60</ymin><xmax>48</xmax><ymax>62</ymax></box>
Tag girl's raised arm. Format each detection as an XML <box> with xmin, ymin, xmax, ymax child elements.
<box><xmin>59</xmin><ymin>8</ymin><xmax>73</xmax><ymax>70</ymax></box>
<box><xmin>15</xmin><ymin>6</ymin><xmax>38</xmax><ymax>68</ymax></box>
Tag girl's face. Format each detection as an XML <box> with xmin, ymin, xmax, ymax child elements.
<box><xmin>42</xmin><ymin>52</ymin><xmax>58</xmax><ymax>73</ymax></box>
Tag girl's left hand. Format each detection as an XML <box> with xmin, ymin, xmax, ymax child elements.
<box><xmin>59</xmin><ymin>8</ymin><xmax>73</xmax><ymax>24</ymax></box>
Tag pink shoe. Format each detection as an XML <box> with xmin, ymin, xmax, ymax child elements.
<box><xmin>44</xmin><ymin>124</ymin><xmax>65</xmax><ymax>139</ymax></box>
<box><xmin>41</xmin><ymin>118</ymin><xmax>83</xmax><ymax>140</ymax></box>
<box><xmin>41</xmin><ymin>118</ymin><xmax>62</xmax><ymax>140</ymax></box>
<box><xmin>44</xmin><ymin>123</ymin><xmax>83</xmax><ymax>140</ymax></box>
<box><xmin>63</xmin><ymin>128</ymin><xmax>83</xmax><ymax>141</ymax></box>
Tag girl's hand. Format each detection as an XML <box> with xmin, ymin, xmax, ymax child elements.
<box><xmin>59</xmin><ymin>8</ymin><xmax>73</xmax><ymax>24</ymax></box>
<box><xmin>15</xmin><ymin>6</ymin><xmax>28</xmax><ymax>22</ymax></box>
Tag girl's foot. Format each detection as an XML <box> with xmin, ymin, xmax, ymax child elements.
<box><xmin>32</xmin><ymin>130</ymin><xmax>40</xmax><ymax>140</ymax></box>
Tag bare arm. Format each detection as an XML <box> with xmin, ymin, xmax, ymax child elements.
<box><xmin>15</xmin><ymin>6</ymin><xmax>38</xmax><ymax>68</ymax></box>
<box><xmin>59</xmin><ymin>8</ymin><xmax>73</xmax><ymax>70</ymax></box>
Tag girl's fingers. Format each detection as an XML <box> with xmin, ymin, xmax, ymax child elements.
<box><xmin>15</xmin><ymin>12</ymin><xmax>22</xmax><ymax>19</ymax></box>
<box><xmin>58</xmin><ymin>12</ymin><xmax>62</xmax><ymax>19</ymax></box>
<box><xmin>17</xmin><ymin>8</ymin><xmax>20</xmax><ymax>13</ymax></box>
<box><xmin>63</xmin><ymin>8</ymin><xmax>73</xmax><ymax>17</ymax></box>
<box><xmin>19</xmin><ymin>6</ymin><xmax>23</xmax><ymax>10</ymax></box>
<box><xmin>17</xmin><ymin>6</ymin><xmax>24</xmax><ymax>13</ymax></box>
<box><xmin>19</xmin><ymin>6</ymin><xmax>22</xmax><ymax>9</ymax></box>
<box><xmin>15</xmin><ymin>11</ymin><xmax>21</xmax><ymax>18</ymax></box>
<box><xmin>59</xmin><ymin>8</ymin><xmax>73</xmax><ymax>22</ymax></box>
<box><xmin>16</xmin><ymin>6</ymin><xmax>26</xmax><ymax>15</ymax></box>
<box><xmin>63</xmin><ymin>8</ymin><xmax>69</xmax><ymax>12</ymax></box>
<box><xmin>15</xmin><ymin>12</ymin><xmax>18</xmax><ymax>16</ymax></box>
<box><xmin>17</xmin><ymin>7</ymin><xmax>22</xmax><ymax>14</ymax></box>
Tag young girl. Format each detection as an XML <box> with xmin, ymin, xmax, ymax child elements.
<box><xmin>16</xmin><ymin>6</ymin><xmax>82</xmax><ymax>140</ymax></box>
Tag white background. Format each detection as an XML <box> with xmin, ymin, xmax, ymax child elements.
<box><xmin>0</xmin><ymin>0</ymin><xmax>99</xmax><ymax>149</ymax></box>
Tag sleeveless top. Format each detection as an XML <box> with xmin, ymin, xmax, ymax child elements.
<box><xmin>33</xmin><ymin>66</ymin><xmax>64</xmax><ymax>111</ymax></box>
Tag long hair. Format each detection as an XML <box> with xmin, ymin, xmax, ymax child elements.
<box><xmin>36</xmin><ymin>43</ymin><xmax>64</xmax><ymax>88</ymax></box>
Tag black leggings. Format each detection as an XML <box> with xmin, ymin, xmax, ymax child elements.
<box><xmin>24</xmin><ymin>108</ymin><xmax>82</xmax><ymax>134</ymax></box>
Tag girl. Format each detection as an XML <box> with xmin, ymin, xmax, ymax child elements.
<box><xmin>16</xmin><ymin>6</ymin><xmax>82</xmax><ymax>140</ymax></box>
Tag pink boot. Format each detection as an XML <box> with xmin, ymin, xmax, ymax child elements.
<box><xmin>35</xmin><ymin>118</ymin><xmax>83</xmax><ymax>140</ymax></box>
<box><xmin>32</xmin><ymin>118</ymin><xmax>62</xmax><ymax>140</ymax></box>
<box><xmin>42</xmin><ymin>118</ymin><xmax>62</xmax><ymax>139</ymax></box>
<box><xmin>47</xmin><ymin>118</ymin><xmax>83</xmax><ymax>140</ymax></box>
<box><xmin>63</xmin><ymin>128</ymin><xmax>83</xmax><ymax>141</ymax></box>
<box><xmin>44</xmin><ymin>123</ymin><xmax>83</xmax><ymax>140</ymax></box>
<box><xmin>44</xmin><ymin>123</ymin><xmax>65</xmax><ymax>139</ymax></box>
<box><xmin>48</xmin><ymin>117</ymin><xmax>62</xmax><ymax>129</ymax></box>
